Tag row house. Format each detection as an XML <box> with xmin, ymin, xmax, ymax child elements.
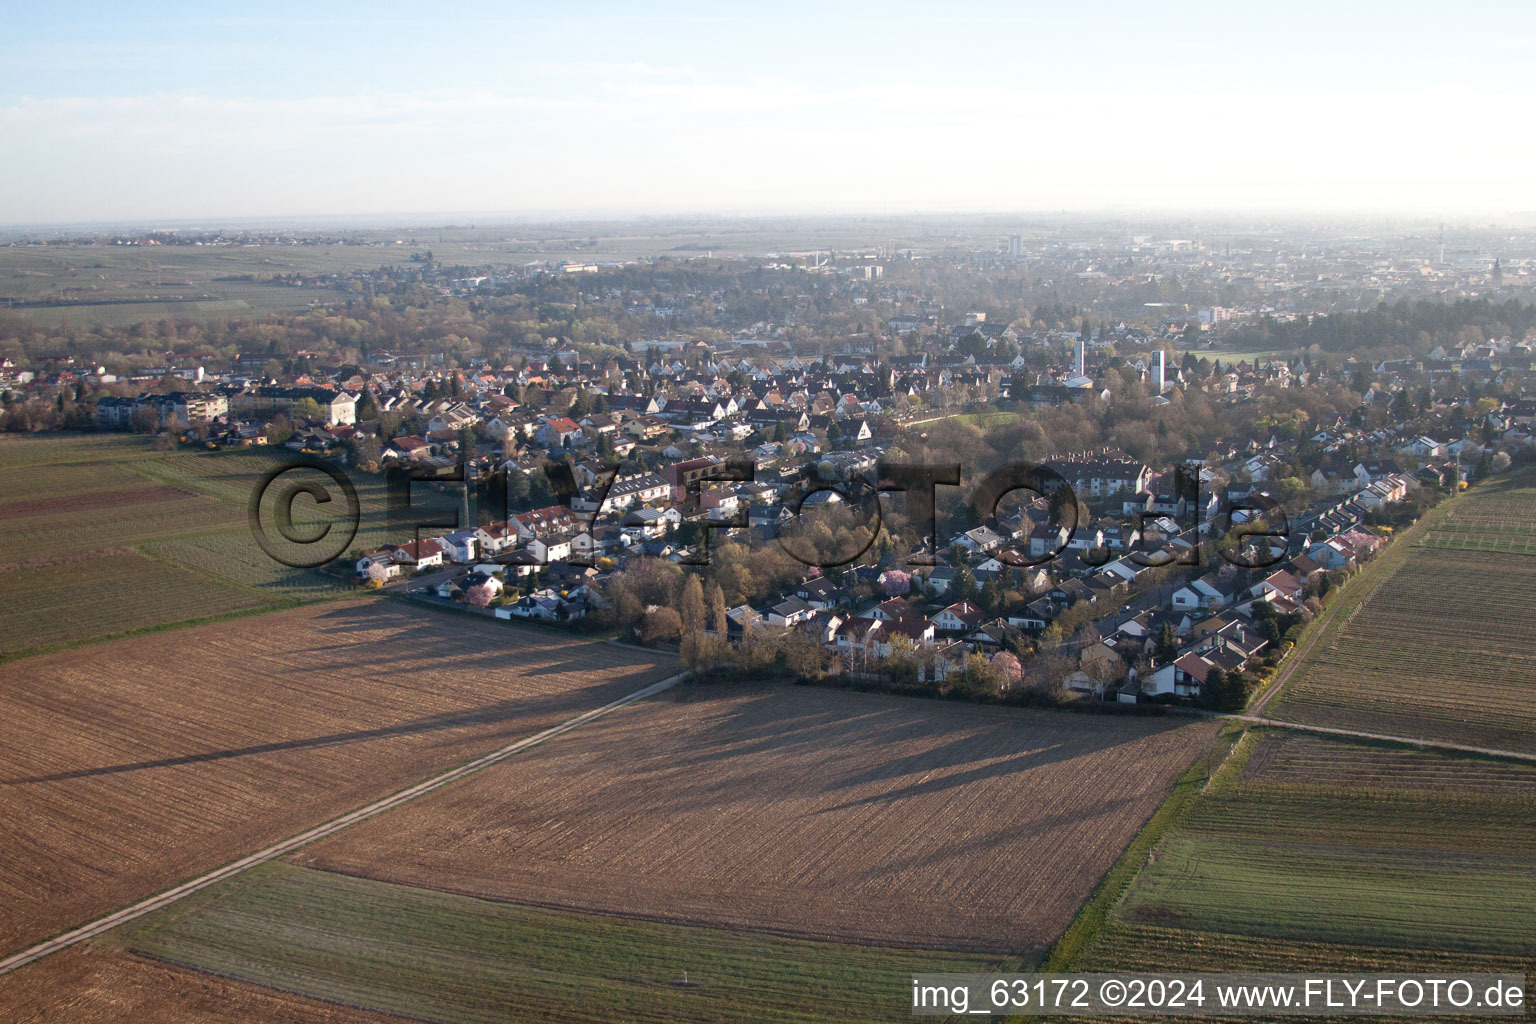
<box><xmin>1305</xmin><ymin>528</ymin><xmax>1384</xmax><ymax>570</ymax></box>
<box><xmin>833</xmin><ymin>615</ymin><xmax>937</xmax><ymax>658</ymax></box>
<box><xmin>96</xmin><ymin>391</ymin><xmax>230</xmax><ymax>427</ymax></box>
<box><xmin>1048</xmin><ymin>451</ymin><xmax>1155</xmax><ymax>498</ymax></box>
<box><xmin>600</xmin><ymin>472</ymin><xmax>671</xmax><ymax>512</ymax></box>
<box><xmin>512</xmin><ymin>504</ymin><xmax>582</xmax><ymax>542</ymax></box>
<box><xmin>1355</xmin><ymin>473</ymin><xmax>1412</xmax><ymax>509</ymax></box>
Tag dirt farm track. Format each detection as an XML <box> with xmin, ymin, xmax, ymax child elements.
<box><xmin>300</xmin><ymin>685</ymin><xmax>1218</xmax><ymax>955</ymax></box>
<box><xmin>0</xmin><ymin>600</ymin><xmax>673</xmax><ymax>956</ymax></box>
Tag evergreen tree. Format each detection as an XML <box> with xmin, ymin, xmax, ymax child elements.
<box><xmin>528</xmin><ymin>469</ymin><xmax>556</xmax><ymax>508</ymax></box>
<box><xmin>982</xmin><ymin>572</ymin><xmax>1007</xmax><ymax>614</ymax></box>
<box><xmin>1201</xmin><ymin>666</ymin><xmax>1227</xmax><ymax>709</ymax></box>
<box><xmin>952</xmin><ymin>563</ymin><xmax>976</xmax><ymax>598</ymax></box>
<box><xmin>505</xmin><ymin>467</ymin><xmax>532</xmax><ymax>509</ymax></box>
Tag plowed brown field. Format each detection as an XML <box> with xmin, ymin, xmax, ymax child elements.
<box><xmin>299</xmin><ymin>686</ymin><xmax>1217</xmax><ymax>955</ymax></box>
<box><xmin>0</xmin><ymin>599</ymin><xmax>673</xmax><ymax>956</ymax></box>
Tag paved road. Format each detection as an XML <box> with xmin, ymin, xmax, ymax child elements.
<box><xmin>0</xmin><ymin>671</ymin><xmax>685</xmax><ymax>980</ymax></box>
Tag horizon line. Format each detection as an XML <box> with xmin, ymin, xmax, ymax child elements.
<box><xmin>5</xmin><ymin>206</ymin><xmax>1534</xmax><ymax>235</ymax></box>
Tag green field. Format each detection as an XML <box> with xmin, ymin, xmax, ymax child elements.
<box><xmin>0</xmin><ymin>242</ymin><xmax>488</xmax><ymax>327</ymax></box>
<box><xmin>2</xmin><ymin>232</ymin><xmax>773</xmax><ymax>329</ymax></box>
<box><xmin>121</xmin><ymin>445</ymin><xmax>313</xmax><ymax>504</ymax></box>
<box><xmin>1206</xmin><ymin>347</ymin><xmax>1303</xmax><ymax>365</ymax></box>
<box><xmin>950</xmin><ymin>409</ymin><xmax>1024</xmax><ymax>428</ymax></box>
<box><xmin>1419</xmin><ymin>470</ymin><xmax>1536</xmax><ymax>555</ymax></box>
<box><xmin>1059</xmin><ymin>731</ymin><xmax>1536</xmax><ymax>1021</ymax></box>
<box><xmin>1270</xmin><ymin>472</ymin><xmax>1536</xmax><ymax>752</ymax></box>
<box><xmin>143</xmin><ymin>533</ymin><xmax>357</xmax><ymax>602</ymax></box>
<box><xmin>0</xmin><ymin>551</ymin><xmax>261</xmax><ymax>658</ymax></box>
<box><xmin>0</xmin><ymin>432</ymin><xmax>169</xmax><ymax>468</ymax></box>
<box><xmin>126</xmin><ymin>443</ymin><xmax>461</xmax><ymax>549</ymax></box>
<box><xmin>0</xmin><ymin>435</ymin><xmax>458</xmax><ymax>656</ymax></box>
<box><xmin>1119</xmin><ymin>775</ymin><xmax>1536</xmax><ymax>952</ymax></box>
<box><xmin>0</xmin><ymin>463</ymin><xmax>242</xmax><ymax>569</ymax></box>
<box><xmin>112</xmin><ymin>863</ymin><xmax>1003</xmax><ymax>1024</ymax></box>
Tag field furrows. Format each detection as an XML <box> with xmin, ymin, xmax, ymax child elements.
<box><xmin>299</xmin><ymin>686</ymin><xmax>1217</xmax><ymax>955</ymax></box>
<box><xmin>1272</xmin><ymin>548</ymin><xmax>1536</xmax><ymax>751</ymax></box>
<box><xmin>0</xmin><ymin>600</ymin><xmax>672</xmax><ymax>955</ymax></box>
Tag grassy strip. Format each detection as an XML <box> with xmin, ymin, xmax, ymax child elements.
<box><xmin>1039</xmin><ymin>722</ymin><xmax>1246</xmax><ymax>973</ymax></box>
<box><xmin>112</xmin><ymin>863</ymin><xmax>999</xmax><ymax>1024</ymax></box>
<box><xmin>0</xmin><ymin>598</ymin><xmax>308</xmax><ymax>667</ymax></box>
<box><xmin>131</xmin><ymin>538</ymin><xmax>316</xmax><ymax>606</ymax></box>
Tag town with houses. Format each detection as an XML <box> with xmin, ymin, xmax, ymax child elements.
<box><xmin>3</xmin><ymin>238</ymin><xmax>1526</xmax><ymax>710</ymax></box>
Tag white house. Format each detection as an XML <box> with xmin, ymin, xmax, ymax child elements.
<box><xmin>1397</xmin><ymin>436</ymin><xmax>1445</xmax><ymax>457</ymax></box>
<box><xmin>767</xmin><ymin>596</ymin><xmax>817</xmax><ymax>627</ymax></box>
<box><xmin>1146</xmin><ymin>652</ymin><xmax>1214</xmax><ymax>698</ymax></box>
<box><xmin>955</xmin><ymin>525</ymin><xmax>1006</xmax><ymax>555</ymax></box>
<box><xmin>475</xmin><ymin>522</ymin><xmax>517</xmax><ymax>556</ymax></box>
<box><xmin>355</xmin><ymin>553</ymin><xmax>401</xmax><ymax>580</ymax></box>
<box><xmin>436</xmin><ymin>529</ymin><xmax>480</xmax><ymax>564</ymax></box>
<box><xmin>1029</xmin><ymin>524</ymin><xmax>1072</xmax><ymax>557</ymax></box>
<box><xmin>381</xmin><ymin>539</ymin><xmax>444</xmax><ymax>570</ymax></box>
<box><xmin>526</xmin><ymin>534</ymin><xmax>574</xmax><ymax>564</ymax></box>
<box><xmin>932</xmin><ymin>600</ymin><xmax>986</xmax><ymax>632</ymax></box>
<box><xmin>1171</xmin><ymin>575</ymin><xmax>1232</xmax><ymax>611</ymax></box>
<box><xmin>537</xmin><ymin>416</ymin><xmax>583</xmax><ymax>447</ymax></box>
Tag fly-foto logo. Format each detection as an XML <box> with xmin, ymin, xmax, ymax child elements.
<box><xmin>250</xmin><ymin>457</ymin><xmax>1290</xmax><ymax>571</ymax></box>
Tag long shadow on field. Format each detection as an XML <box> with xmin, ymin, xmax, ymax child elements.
<box><xmin>601</xmin><ymin>688</ymin><xmax>1185</xmax><ymax>817</ymax></box>
<box><xmin>664</xmin><ymin>689</ymin><xmax>1170</xmax><ymax>775</ymax></box>
<box><xmin>277</xmin><ymin>602</ymin><xmax>637</xmax><ymax>681</ymax></box>
<box><xmin>2</xmin><ymin>599</ymin><xmax>672</xmax><ymax>787</ymax></box>
<box><xmin>221</xmin><ymin>600</ymin><xmax>663</xmax><ymax>689</ymax></box>
<box><xmin>811</xmin><ymin>745</ymin><xmax>1087</xmax><ymax>812</ymax></box>
<box><xmin>850</xmin><ymin>793</ymin><xmax>1143</xmax><ymax>883</ymax></box>
<box><xmin>0</xmin><ymin>680</ymin><xmax>639</xmax><ymax>786</ymax></box>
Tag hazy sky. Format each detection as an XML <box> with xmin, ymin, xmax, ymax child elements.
<box><xmin>3</xmin><ymin>1</ymin><xmax>1533</xmax><ymax>224</ymax></box>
